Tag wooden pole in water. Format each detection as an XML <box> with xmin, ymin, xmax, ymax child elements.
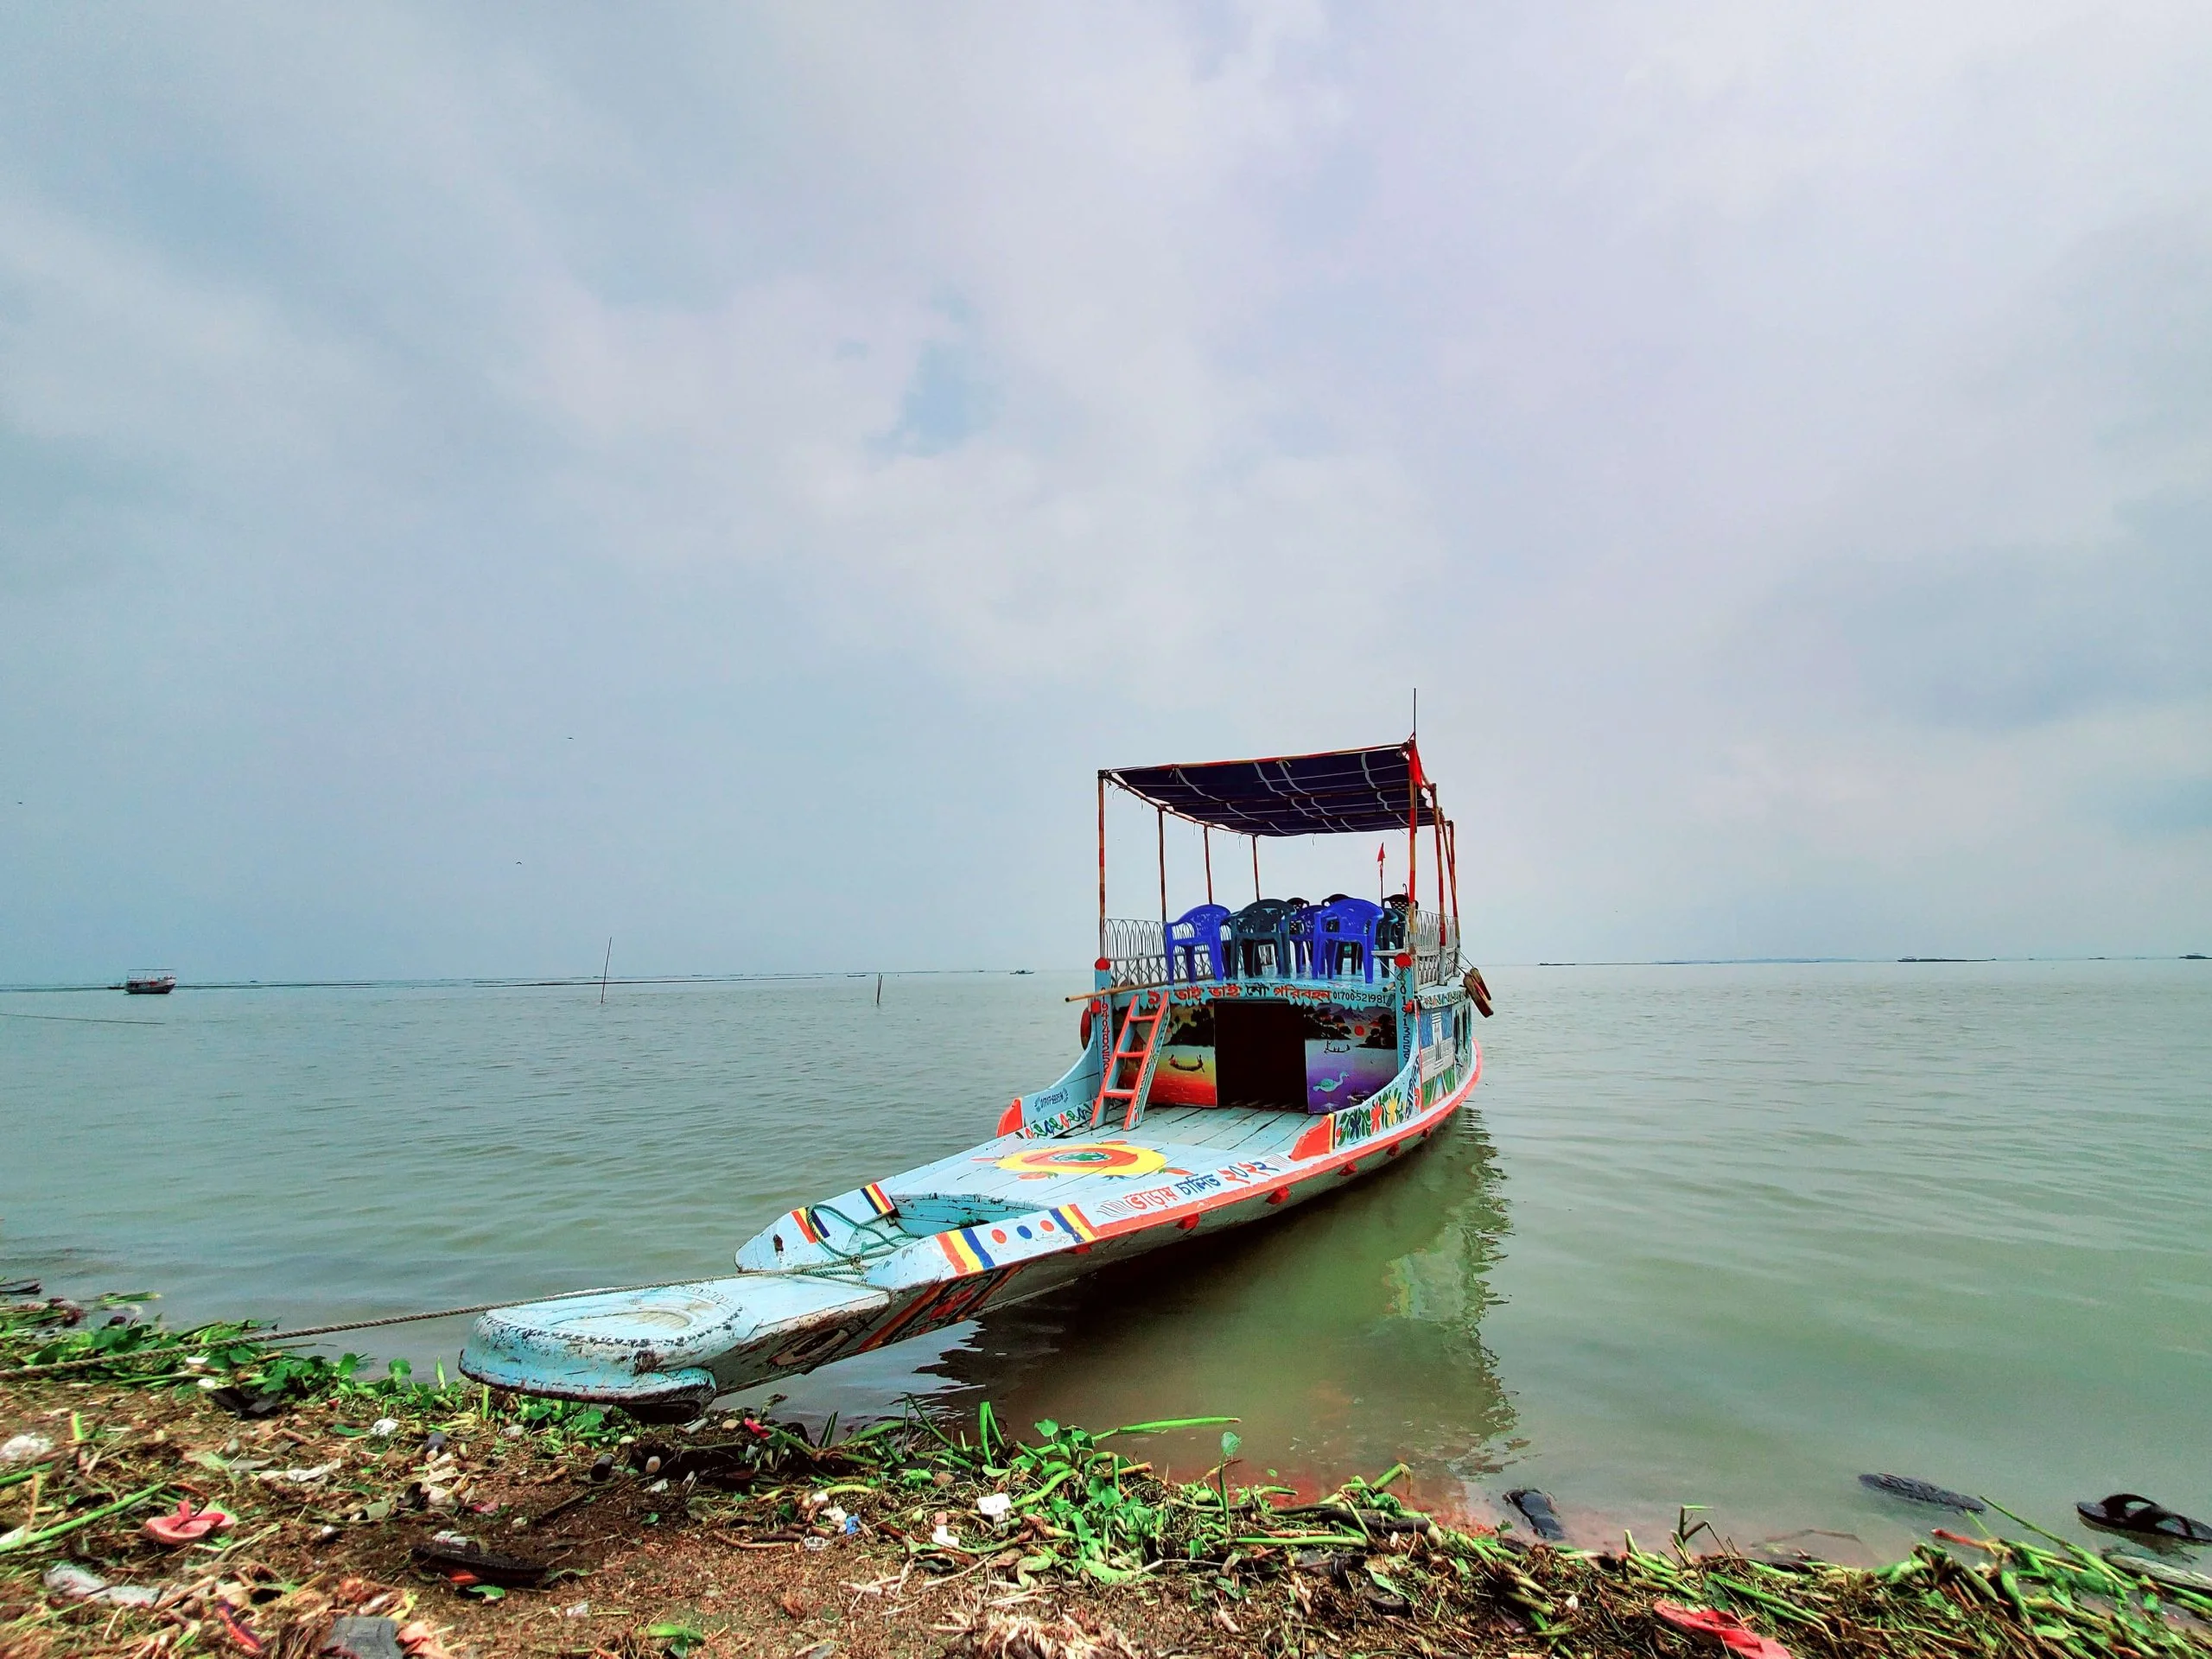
<box><xmin>600</xmin><ymin>937</ymin><xmax>612</xmax><ymax>1004</ymax></box>
<box><xmin>875</xmin><ymin>973</ymin><xmax>882</xmax><ymax>1007</ymax></box>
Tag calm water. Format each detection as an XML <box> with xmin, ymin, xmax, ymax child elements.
<box><xmin>5</xmin><ymin>963</ymin><xmax>2209</xmax><ymax>1560</ymax></box>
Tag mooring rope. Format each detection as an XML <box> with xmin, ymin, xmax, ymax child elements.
<box><xmin>0</xmin><ymin>1278</ymin><xmax>718</xmax><ymax>1382</ymax></box>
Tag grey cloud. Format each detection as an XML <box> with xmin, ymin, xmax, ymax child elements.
<box><xmin>4</xmin><ymin>3</ymin><xmax>2212</xmax><ymax>976</ymax></box>
<box><xmin>2113</xmin><ymin>776</ymin><xmax>2212</xmax><ymax>836</ymax></box>
<box><xmin>1750</xmin><ymin>493</ymin><xmax>2212</xmax><ymax>733</ymax></box>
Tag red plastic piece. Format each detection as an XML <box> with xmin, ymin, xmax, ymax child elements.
<box><xmin>996</xmin><ymin>1098</ymin><xmax>1024</xmax><ymax>1136</ymax></box>
<box><xmin>1653</xmin><ymin>1601</ymin><xmax>1792</xmax><ymax>1659</ymax></box>
<box><xmin>144</xmin><ymin>1498</ymin><xmax>233</xmax><ymax>1546</ymax></box>
<box><xmin>212</xmin><ymin>1599</ymin><xmax>264</xmax><ymax>1654</ymax></box>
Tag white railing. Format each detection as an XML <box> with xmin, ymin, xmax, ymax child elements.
<box><xmin>1099</xmin><ymin>918</ymin><xmax>1166</xmax><ymax>988</ymax></box>
<box><xmin>1413</xmin><ymin>909</ymin><xmax>1460</xmax><ymax>988</ymax></box>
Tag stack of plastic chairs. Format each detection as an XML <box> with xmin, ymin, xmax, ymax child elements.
<box><xmin>1376</xmin><ymin>895</ymin><xmax>1412</xmax><ymax>954</ymax></box>
<box><xmin>1165</xmin><ymin>904</ymin><xmax>1234</xmax><ymax>982</ymax></box>
<box><xmin>1229</xmin><ymin>899</ymin><xmax>1300</xmax><ymax>977</ymax></box>
<box><xmin>1313</xmin><ymin>898</ymin><xmax>1385</xmax><ymax>982</ymax></box>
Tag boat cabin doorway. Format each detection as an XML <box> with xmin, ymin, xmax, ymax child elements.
<box><xmin>1212</xmin><ymin>1001</ymin><xmax>1308</xmax><ymax>1110</ymax></box>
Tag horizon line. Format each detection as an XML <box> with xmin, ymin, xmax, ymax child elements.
<box><xmin>3</xmin><ymin>952</ymin><xmax>2206</xmax><ymax>995</ymax></box>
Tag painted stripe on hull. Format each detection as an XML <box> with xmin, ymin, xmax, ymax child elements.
<box><xmin>1084</xmin><ymin>1051</ymin><xmax>1480</xmax><ymax>1243</ymax></box>
<box><xmin>1051</xmin><ymin>1204</ymin><xmax>1098</xmax><ymax>1242</ymax></box>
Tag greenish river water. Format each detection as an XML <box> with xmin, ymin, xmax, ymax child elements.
<box><xmin>4</xmin><ymin>962</ymin><xmax>2208</xmax><ymax>1560</ymax></box>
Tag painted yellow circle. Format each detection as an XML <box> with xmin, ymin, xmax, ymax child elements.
<box><xmin>995</xmin><ymin>1141</ymin><xmax>1169</xmax><ymax>1178</ymax></box>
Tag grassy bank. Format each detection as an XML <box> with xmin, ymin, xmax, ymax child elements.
<box><xmin>3</xmin><ymin>1291</ymin><xmax>2209</xmax><ymax>1658</ymax></box>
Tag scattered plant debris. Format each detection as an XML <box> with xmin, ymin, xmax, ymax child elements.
<box><xmin>5</xmin><ymin>1287</ymin><xmax>2209</xmax><ymax>1658</ymax></box>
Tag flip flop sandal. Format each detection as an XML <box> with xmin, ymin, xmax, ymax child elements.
<box><xmin>2075</xmin><ymin>1493</ymin><xmax>2212</xmax><ymax>1544</ymax></box>
<box><xmin>409</xmin><ymin>1538</ymin><xmax>550</xmax><ymax>1587</ymax></box>
<box><xmin>143</xmin><ymin>1498</ymin><xmax>234</xmax><ymax>1545</ymax></box>
<box><xmin>1654</xmin><ymin>1600</ymin><xmax>1794</xmax><ymax>1659</ymax></box>
<box><xmin>1503</xmin><ymin>1488</ymin><xmax>1567</xmax><ymax>1541</ymax></box>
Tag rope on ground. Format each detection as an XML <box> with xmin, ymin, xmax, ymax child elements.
<box><xmin>0</xmin><ymin>1278</ymin><xmax>712</xmax><ymax>1380</ymax></box>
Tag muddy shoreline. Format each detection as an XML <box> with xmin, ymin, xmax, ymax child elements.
<box><xmin>4</xmin><ymin>1292</ymin><xmax>2209</xmax><ymax>1658</ymax></box>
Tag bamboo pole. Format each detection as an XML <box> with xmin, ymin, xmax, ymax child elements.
<box><xmin>1157</xmin><ymin>806</ymin><xmax>1167</xmax><ymax>930</ymax></box>
<box><xmin>1431</xmin><ymin>786</ymin><xmax>1446</xmax><ymax>920</ymax></box>
<box><xmin>1406</xmin><ymin>741</ymin><xmax>1419</xmax><ymax>914</ymax></box>
<box><xmin>1446</xmin><ymin>818</ymin><xmax>1460</xmax><ymax>932</ymax></box>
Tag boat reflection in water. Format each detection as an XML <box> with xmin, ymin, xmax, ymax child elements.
<box><xmin>915</xmin><ymin>1107</ymin><xmax>1516</xmax><ymax>1512</ymax></box>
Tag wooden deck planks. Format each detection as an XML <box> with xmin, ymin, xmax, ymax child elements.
<box><xmin>875</xmin><ymin>1103</ymin><xmax>1321</xmax><ymax>1214</ymax></box>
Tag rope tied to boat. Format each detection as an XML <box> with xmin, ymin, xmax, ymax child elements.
<box><xmin>0</xmin><ymin>1278</ymin><xmax>717</xmax><ymax>1381</ymax></box>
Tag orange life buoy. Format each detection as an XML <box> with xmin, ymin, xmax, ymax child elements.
<box><xmin>1078</xmin><ymin>1004</ymin><xmax>1095</xmax><ymax>1048</ymax></box>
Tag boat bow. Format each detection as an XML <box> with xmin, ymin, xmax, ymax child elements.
<box><xmin>461</xmin><ymin>1274</ymin><xmax>889</xmax><ymax>1414</ymax></box>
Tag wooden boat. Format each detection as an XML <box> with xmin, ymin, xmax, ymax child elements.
<box><xmin>123</xmin><ymin>970</ymin><xmax>177</xmax><ymax>995</ymax></box>
<box><xmin>462</xmin><ymin>740</ymin><xmax>1488</xmax><ymax>1417</ymax></box>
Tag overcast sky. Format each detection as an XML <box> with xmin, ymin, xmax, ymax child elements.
<box><xmin>3</xmin><ymin>3</ymin><xmax>2209</xmax><ymax>981</ymax></box>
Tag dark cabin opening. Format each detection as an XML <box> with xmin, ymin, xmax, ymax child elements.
<box><xmin>1213</xmin><ymin>1001</ymin><xmax>1308</xmax><ymax>1109</ymax></box>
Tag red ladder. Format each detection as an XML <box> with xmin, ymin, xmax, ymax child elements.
<box><xmin>1091</xmin><ymin>991</ymin><xmax>1169</xmax><ymax>1131</ymax></box>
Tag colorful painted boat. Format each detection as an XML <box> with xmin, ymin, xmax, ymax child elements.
<box><xmin>461</xmin><ymin>740</ymin><xmax>1487</xmax><ymax>1418</ymax></box>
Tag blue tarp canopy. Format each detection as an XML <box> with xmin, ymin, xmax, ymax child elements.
<box><xmin>1103</xmin><ymin>742</ymin><xmax>1438</xmax><ymax>838</ymax></box>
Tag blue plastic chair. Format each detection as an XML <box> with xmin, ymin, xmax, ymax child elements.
<box><xmin>1313</xmin><ymin>898</ymin><xmax>1384</xmax><ymax>982</ymax></box>
<box><xmin>1166</xmin><ymin>904</ymin><xmax>1234</xmax><ymax>982</ymax></box>
<box><xmin>1229</xmin><ymin>899</ymin><xmax>1298</xmax><ymax>978</ymax></box>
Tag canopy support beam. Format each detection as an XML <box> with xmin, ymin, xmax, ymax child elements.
<box><xmin>1096</xmin><ymin>773</ymin><xmax>1107</xmax><ymax>963</ymax></box>
<box><xmin>1157</xmin><ymin>807</ymin><xmax>1167</xmax><ymax>932</ymax></box>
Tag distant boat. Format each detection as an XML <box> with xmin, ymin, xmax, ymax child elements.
<box><xmin>123</xmin><ymin>970</ymin><xmax>176</xmax><ymax>995</ymax></box>
<box><xmin>464</xmin><ymin>738</ymin><xmax>1491</xmax><ymax>1417</ymax></box>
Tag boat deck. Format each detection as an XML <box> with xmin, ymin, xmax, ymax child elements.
<box><xmin>881</xmin><ymin>1104</ymin><xmax>1313</xmax><ymax>1211</ymax></box>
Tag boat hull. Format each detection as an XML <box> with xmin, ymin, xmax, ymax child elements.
<box><xmin>461</xmin><ymin>1027</ymin><xmax>1480</xmax><ymax>1414</ymax></box>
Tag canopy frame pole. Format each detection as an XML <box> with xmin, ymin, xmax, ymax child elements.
<box><xmin>1157</xmin><ymin>807</ymin><xmax>1167</xmax><ymax>932</ymax></box>
<box><xmin>1203</xmin><ymin>825</ymin><xmax>1213</xmax><ymax>905</ymax></box>
<box><xmin>1096</xmin><ymin>773</ymin><xmax>1108</xmax><ymax>961</ymax></box>
<box><xmin>1406</xmin><ymin>741</ymin><xmax>1420</xmax><ymax>917</ymax></box>
<box><xmin>1446</xmin><ymin>817</ymin><xmax>1460</xmax><ymax>932</ymax></box>
<box><xmin>1251</xmin><ymin>836</ymin><xmax>1261</xmax><ymax>901</ymax></box>
<box><xmin>1431</xmin><ymin>785</ymin><xmax>1446</xmax><ymax>923</ymax></box>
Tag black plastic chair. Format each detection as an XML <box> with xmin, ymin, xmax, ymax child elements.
<box><xmin>1229</xmin><ymin>899</ymin><xmax>1299</xmax><ymax>977</ymax></box>
<box><xmin>1376</xmin><ymin>895</ymin><xmax>1412</xmax><ymax>954</ymax></box>
<box><xmin>1284</xmin><ymin>903</ymin><xmax>1319</xmax><ymax>977</ymax></box>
